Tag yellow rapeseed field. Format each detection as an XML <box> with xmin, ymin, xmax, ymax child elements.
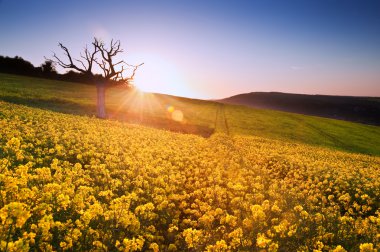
<box><xmin>0</xmin><ymin>101</ymin><xmax>379</xmax><ymax>251</ymax></box>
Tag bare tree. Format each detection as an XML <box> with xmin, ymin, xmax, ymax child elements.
<box><xmin>51</xmin><ymin>38</ymin><xmax>143</xmax><ymax>118</ymax></box>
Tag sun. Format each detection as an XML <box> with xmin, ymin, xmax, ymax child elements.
<box><xmin>130</xmin><ymin>53</ymin><xmax>196</xmax><ymax>98</ymax></box>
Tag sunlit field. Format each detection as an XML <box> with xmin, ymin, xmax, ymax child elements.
<box><xmin>1</xmin><ymin>74</ymin><xmax>380</xmax><ymax>251</ymax></box>
<box><xmin>2</xmin><ymin>0</ymin><xmax>380</xmax><ymax>250</ymax></box>
<box><xmin>1</xmin><ymin>73</ymin><xmax>380</xmax><ymax>156</ymax></box>
<box><xmin>0</xmin><ymin>74</ymin><xmax>217</xmax><ymax>136</ymax></box>
<box><xmin>1</xmin><ymin>99</ymin><xmax>379</xmax><ymax>251</ymax></box>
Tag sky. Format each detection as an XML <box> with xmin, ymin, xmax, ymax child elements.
<box><xmin>0</xmin><ymin>0</ymin><xmax>379</xmax><ymax>99</ymax></box>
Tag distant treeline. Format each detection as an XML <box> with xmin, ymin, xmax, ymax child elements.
<box><xmin>0</xmin><ymin>55</ymin><xmax>126</xmax><ymax>86</ymax></box>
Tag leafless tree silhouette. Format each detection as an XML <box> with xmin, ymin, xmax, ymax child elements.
<box><xmin>51</xmin><ymin>38</ymin><xmax>143</xmax><ymax>118</ymax></box>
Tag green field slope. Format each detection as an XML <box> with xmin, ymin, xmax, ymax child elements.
<box><xmin>0</xmin><ymin>73</ymin><xmax>217</xmax><ymax>136</ymax></box>
<box><xmin>224</xmin><ymin>105</ymin><xmax>380</xmax><ymax>156</ymax></box>
<box><xmin>1</xmin><ymin>73</ymin><xmax>379</xmax><ymax>155</ymax></box>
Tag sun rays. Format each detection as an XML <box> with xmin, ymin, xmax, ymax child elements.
<box><xmin>108</xmin><ymin>88</ymin><xmax>185</xmax><ymax>124</ymax></box>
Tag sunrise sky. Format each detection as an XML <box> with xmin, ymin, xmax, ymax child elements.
<box><xmin>1</xmin><ymin>0</ymin><xmax>379</xmax><ymax>99</ymax></box>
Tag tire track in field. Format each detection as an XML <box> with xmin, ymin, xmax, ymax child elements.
<box><xmin>214</xmin><ymin>103</ymin><xmax>230</xmax><ymax>135</ymax></box>
<box><xmin>303</xmin><ymin>121</ymin><xmax>355</xmax><ymax>151</ymax></box>
<box><xmin>287</xmin><ymin>114</ymin><xmax>355</xmax><ymax>151</ymax></box>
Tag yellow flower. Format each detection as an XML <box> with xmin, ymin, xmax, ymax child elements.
<box><xmin>300</xmin><ymin>210</ymin><xmax>309</xmax><ymax>219</ymax></box>
<box><xmin>206</xmin><ymin>240</ymin><xmax>228</xmax><ymax>252</ymax></box>
<box><xmin>120</xmin><ymin>236</ymin><xmax>145</xmax><ymax>251</ymax></box>
<box><xmin>256</xmin><ymin>233</ymin><xmax>271</xmax><ymax>248</ymax></box>
<box><xmin>359</xmin><ymin>243</ymin><xmax>376</xmax><ymax>252</ymax></box>
<box><xmin>0</xmin><ymin>202</ymin><xmax>31</xmax><ymax>228</ymax></box>
<box><xmin>271</xmin><ymin>203</ymin><xmax>281</xmax><ymax>213</ymax></box>
<box><xmin>182</xmin><ymin>228</ymin><xmax>202</xmax><ymax>249</ymax></box>
<box><xmin>168</xmin><ymin>244</ymin><xmax>177</xmax><ymax>251</ymax></box>
<box><xmin>149</xmin><ymin>243</ymin><xmax>159</xmax><ymax>252</ymax></box>
<box><xmin>332</xmin><ymin>245</ymin><xmax>347</xmax><ymax>252</ymax></box>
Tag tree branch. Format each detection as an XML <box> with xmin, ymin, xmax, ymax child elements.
<box><xmin>126</xmin><ymin>63</ymin><xmax>144</xmax><ymax>81</ymax></box>
<box><xmin>51</xmin><ymin>38</ymin><xmax>143</xmax><ymax>85</ymax></box>
<box><xmin>50</xmin><ymin>42</ymin><xmax>97</xmax><ymax>75</ymax></box>
<box><xmin>93</xmin><ymin>38</ymin><xmax>126</xmax><ymax>80</ymax></box>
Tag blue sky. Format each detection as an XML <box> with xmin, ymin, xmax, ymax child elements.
<box><xmin>1</xmin><ymin>0</ymin><xmax>379</xmax><ymax>98</ymax></box>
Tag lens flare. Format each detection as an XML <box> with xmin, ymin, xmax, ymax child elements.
<box><xmin>166</xmin><ymin>105</ymin><xmax>184</xmax><ymax>122</ymax></box>
<box><xmin>167</xmin><ymin>105</ymin><xmax>175</xmax><ymax>113</ymax></box>
<box><xmin>172</xmin><ymin>110</ymin><xmax>184</xmax><ymax>122</ymax></box>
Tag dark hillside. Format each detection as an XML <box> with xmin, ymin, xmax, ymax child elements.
<box><xmin>219</xmin><ymin>92</ymin><xmax>380</xmax><ymax>125</ymax></box>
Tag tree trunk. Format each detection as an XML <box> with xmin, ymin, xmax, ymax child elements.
<box><xmin>96</xmin><ymin>82</ymin><xmax>106</xmax><ymax>118</ymax></box>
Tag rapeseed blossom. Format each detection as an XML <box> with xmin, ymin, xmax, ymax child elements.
<box><xmin>0</xmin><ymin>101</ymin><xmax>379</xmax><ymax>251</ymax></box>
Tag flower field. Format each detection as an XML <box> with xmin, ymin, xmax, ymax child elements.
<box><xmin>0</xmin><ymin>101</ymin><xmax>379</xmax><ymax>251</ymax></box>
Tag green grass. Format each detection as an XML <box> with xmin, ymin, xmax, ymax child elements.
<box><xmin>224</xmin><ymin>105</ymin><xmax>380</xmax><ymax>155</ymax></box>
<box><xmin>0</xmin><ymin>73</ymin><xmax>217</xmax><ymax>136</ymax></box>
<box><xmin>1</xmin><ymin>73</ymin><xmax>379</xmax><ymax>156</ymax></box>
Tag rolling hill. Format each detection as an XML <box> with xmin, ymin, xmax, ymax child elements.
<box><xmin>219</xmin><ymin>92</ymin><xmax>380</xmax><ymax>125</ymax></box>
<box><xmin>1</xmin><ymin>73</ymin><xmax>380</xmax><ymax>156</ymax></box>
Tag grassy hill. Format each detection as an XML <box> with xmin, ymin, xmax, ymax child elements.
<box><xmin>1</xmin><ymin>73</ymin><xmax>380</xmax><ymax>156</ymax></box>
<box><xmin>219</xmin><ymin>92</ymin><xmax>380</xmax><ymax>125</ymax></box>
<box><xmin>0</xmin><ymin>73</ymin><xmax>217</xmax><ymax>136</ymax></box>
